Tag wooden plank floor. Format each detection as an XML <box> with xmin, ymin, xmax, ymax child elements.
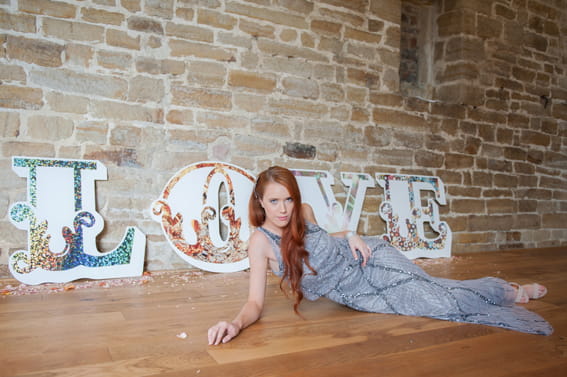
<box><xmin>1</xmin><ymin>247</ymin><xmax>566</xmax><ymax>377</ymax></box>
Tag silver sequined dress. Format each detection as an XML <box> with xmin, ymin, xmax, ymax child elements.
<box><xmin>258</xmin><ymin>222</ymin><xmax>553</xmax><ymax>335</ymax></box>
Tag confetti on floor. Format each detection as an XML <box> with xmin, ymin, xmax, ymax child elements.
<box><xmin>0</xmin><ymin>269</ymin><xmax>207</xmax><ymax>297</ymax></box>
<box><xmin>176</xmin><ymin>332</ymin><xmax>188</xmax><ymax>339</ymax></box>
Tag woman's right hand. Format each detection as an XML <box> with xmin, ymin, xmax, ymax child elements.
<box><xmin>208</xmin><ymin>321</ymin><xmax>241</xmax><ymax>345</ymax></box>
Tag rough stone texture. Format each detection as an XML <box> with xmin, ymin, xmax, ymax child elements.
<box><xmin>0</xmin><ymin>0</ymin><xmax>566</xmax><ymax>276</ymax></box>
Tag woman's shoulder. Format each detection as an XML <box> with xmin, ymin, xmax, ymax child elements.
<box><xmin>249</xmin><ymin>228</ymin><xmax>270</xmax><ymax>244</ymax></box>
<box><xmin>249</xmin><ymin>228</ymin><xmax>278</xmax><ymax>261</ymax></box>
<box><xmin>301</xmin><ymin>203</ymin><xmax>317</xmax><ymax>224</ymax></box>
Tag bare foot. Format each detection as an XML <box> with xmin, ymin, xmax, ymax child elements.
<box><xmin>522</xmin><ymin>283</ymin><xmax>547</xmax><ymax>300</ymax></box>
<box><xmin>511</xmin><ymin>283</ymin><xmax>547</xmax><ymax>304</ymax></box>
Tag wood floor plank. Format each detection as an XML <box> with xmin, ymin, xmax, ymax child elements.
<box><xmin>0</xmin><ymin>247</ymin><xmax>565</xmax><ymax>377</ymax></box>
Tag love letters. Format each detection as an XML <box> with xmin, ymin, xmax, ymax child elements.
<box><xmin>8</xmin><ymin>158</ymin><xmax>452</xmax><ymax>282</ymax></box>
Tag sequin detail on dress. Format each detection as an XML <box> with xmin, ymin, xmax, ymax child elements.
<box><xmin>258</xmin><ymin>223</ymin><xmax>553</xmax><ymax>335</ymax></box>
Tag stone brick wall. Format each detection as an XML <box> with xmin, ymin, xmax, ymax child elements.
<box><xmin>0</xmin><ymin>0</ymin><xmax>566</xmax><ymax>276</ymax></box>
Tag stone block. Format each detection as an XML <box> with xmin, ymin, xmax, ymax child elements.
<box><xmin>477</xmin><ymin>15</ymin><xmax>503</xmax><ymax>39</ymax></box>
<box><xmin>517</xmin><ymin>174</ymin><xmax>538</xmax><ymax>188</ymax></box>
<box><xmin>76</xmin><ymin>121</ymin><xmax>108</xmax><ymax>144</ymax></box>
<box><xmin>282</xmin><ymin>77</ymin><xmax>319</xmax><ymax>99</ymax></box>
<box><xmin>19</xmin><ymin>0</ymin><xmax>76</xmax><ymax>18</ymax></box>
<box><xmin>0</xmin><ymin>8</ymin><xmax>36</xmax><ymax>33</ymax></box>
<box><xmin>351</xmin><ymin>107</ymin><xmax>370</xmax><ymax>122</ymax></box>
<box><xmin>197</xmin><ymin>9</ymin><xmax>238</xmax><ymax>30</ymax></box>
<box><xmin>186</xmin><ymin>60</ymin><xmax>225</xmax><ymax>87</ymax></box>
<box><xmin>268</xmin><ymin>98</ymin><xmax>327</xmax><ymax>118</ymax></box>
<box><xmin>415</xmin><ymin>150</ymin><xmax>444</xmax><ymax>168</ymax></box>
<box><xmin>345</xmin><ymin>27</ymin><xmax>381</xmax><ymax>44</ymax></box>
<box><xmin>320</xmin><ymin>83</ymin><xmax>345</xmax><ymax>102</ymax></box>
<box><xmin>435</xmin><ymin>84</ymin><xmax>484</xmax><ymax>106</ymax></box>
<box><xmin>128</xmin><ymin>76</ymin><xmax>164</xmax><ymax>103</ymax></box>
<box><xmin>445</xmin><ymin>36</ymin><xmax>485</xmax><ymax>62</ymax></box>
<box><xmin>108</xmin><ymin>124</ymin><xmax>142</xmax><ymax>148</ymax></box>
<box><xmin>311</xmin><ymin>19</ymin><xmax>342</xmax><ymax>36</ymax></box>
<box><xmin>448</xmin><ymin>186</ymin><xmax>483</xmax><ymax>198</ymax></box>
<box><xmin>234</xmin><ymin>134</ymin><xmax>280</xmax><ymax>157</ymax></box>
<box><xmin>30</xmin><ymin>69</ymin><xmax>127</xmax><ymax>99</ymax></box>
<box><xmin>369</xmin><ymin>0</ymin><xmax>400</xmax><ymax>23</ymax></box>
<box><xmin>170</xmin><ymin>39</ymin><xmax>236</xmax><ymax>61</ymax></box>
<box><xmin>373</xmin><ymin>108</ymin><xmax>427</xmax><ymax>130</ymax></box>
<box><xmin>136</xmin><ymin>58</ymin><xmax>184</xmax><ymax>75</ymax></box>
<box><xmin>542</xmin><ymin>213</ymin><xmax>567</xmax><ymax>228</ymax></box>
<box><xmin>319</xmin><ymin>7</ymin><xmax>363</xmax><ymax>27</ymax></box>
<box><xmin>91</xmin><ymin>100</ymin><xmax>164</xmax><ymax>123</ymax></box>
<box><xmin>145</xmin><ymin>0</ymin><xmax>174</xmax><ymax>19</ymax></box>
<box><xmin>226</xmin><ymin>1</ymin><xmax>307</xmax><ymax>29</ymax></box>
<box><xmin>97</xmin><ymin>50</ymin><xmax>133</xmax><ymax>71</ymax></box>
<box><xmin>239</xmin><ymin>18</ymin><xmax>275</xmax><ymax>38</ymax></box>
<box><xmin>445</xmin><ymin>153</ymin><xmax>474</xmax><ymax>169</ymax></box>
<box><xmin>166</xmin><ymin>22</ymin><xmax>214</xmax><ymax>43</ymax></box>
<box><xmin>468</xmin><ymin>214</ymin><xmax>515</xmax><ymax>231</ymax></box>
<box><xmin>127</xmin><ymin>16</ymin><xmax>164</xmax><ymax>34</ymax></box>
<box><xmin>27</xmin><ymin>115</ymin><xmax>74</xmax><ymax>140</ymax></box>
<box><xmin>0</xmin><ymin>63</ymin><xmax>26</xmax><ymax>83</ymax></box>
<box><xmin>451</xmin><ymin>199</ymin><xmax>485</xmax><ymax>213</ymax></box>
<box><xmin>0</xmin><ymin>111</ymin><xmax>20</xmax><ymax>137</ymax></box>
<box><xmin>437</xmin><ymin>9</ymin><xmax>476</xmax><ymax>37</ymax></box>
<box><xmin>364</xmin><ymin>126</ymin><xmax>391</xmax><ymax>147</ymax></box>
<box><xmin>346</xmin><ymin>68</ymin><xmax>380</xmax><ymax>89</ymax></box>
<box><xmin>81</xmin><ymin>7</ymin><xmax>124</xmax><ymax>25</ymax></box>
<box><xmin>229</xmin><ymin>70</ymin><xmax>276</xmax><ymax>93</ymax></box>
<box><xmin>502</xmin><ymin>147</ymin><xmax>526</xmax><ymax>162</ymax></box>
<box><xmin>520</xmin><ymin>130</ymin><xmax>550</xmax><ymax>147</ymax></box>
<box><xmin>65</xmin><ymin>43</ymin><xmax>94</xmax><ymax>67</ymax></box>
<box><xmin>84</xmin><ymin>146</ymin><xmax>141</xmax><ymax>168</ymax></box>
<box><xmin>234</xmin><ymin>93</ymin><xmax>266</xmax><ymax>112</ymax></box>
<box><xmin>121</xmin><ymin>0</ymin><xmax>142</xmax><ymax>13</ymax></box>
<box><xmin>196</xmin><ymin>111</ymin><xmax>248</xmax><ymax>130</ymax></box>
<box><xmin>514</xmin><ymin>214</ymin><xmax>540</xmax><ymax>228</ymax></box>
<box><xmin>7</xmin><ymin>35</ymin><xmax>63</xmax><ymax>67</ymax></box>
<box><xmin>369</xmin><ymin>92</ymin><xmax>403</xmax><ymax>107</ymax></box>
<box><xmin>0</xmin><ymin>84</ymin><xmax>43</xmax><ymax>110</ymax></box>
<box><xmin>486</xmin><ymin>198</ymin><xmax>516</xmax><ymax>214</ymax></box>
<box><xmin>171</xmin><ymin>86</ymin><xmax>232</xmax><ymax>110</ymax></box>
<box><xmin>43</xmin><ymin>18</ymin><xmax>104</xmax><ymax>42</ymax></box>
<box><xmin>2</xmin><ymin>141</ymin><xmax>55</xmax><ymax>157</ymax></box>
<box><xmin>283</xmin><ymin>142</ymin><xmax>316</xmax><ymax>159</ymax></box>
<box><xmin>494</xmin><ymin>4</ymin><xmax>515</xmax><ymax>20</ymax></box>
<box><xmin>278</xmin><ymin>0</ymin><xmax>314</xmax><ymax>14</ymax></box>
<box><xmin>258</xmin><ymin>39</ymin><xmax>328</xmax><ymax>62</ymax></box>
<box><xmin>166</xmin><ymin>109</ymin><xmax>193</xmax><ymax>125</ymax></box>
<box><xmin>373</xmin><ymin>149</ymin><xmax>413</xmax><ymax>166</ymax></box>
<box><xmin>251</xmin><ymin>118</ymin><xmax>291</xmax><ymax>138</ymax></box>
<box><xmin>107</xmin><ymin>29</ymin><xmax>141</xmax><ymax>50</ymax></box>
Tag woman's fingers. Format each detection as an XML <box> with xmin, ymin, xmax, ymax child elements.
<box><xmin>208</xmin><ymin>322</ymin><xmax>228</xmax><ymax>345</ymax></box>
<box><xmin>208</xmin><ymin>321</ymin><xmax>239</xmax><ymax>345</ymax></box>
<box><xmin>348</xmin><ymin>235</ymin><xmax>372</xmax><ymax>266</ymax></box>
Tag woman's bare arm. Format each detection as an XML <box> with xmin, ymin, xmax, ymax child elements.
<box><xmin>207</xmin><ymin>231</ymin><xmax>270</xmax><ymax>345</ymax></box>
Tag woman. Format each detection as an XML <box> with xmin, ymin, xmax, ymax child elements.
<box><xmin>208</xmin><ymin>167</ymin><xmax>552</xmax><ymax>345</ymax></box>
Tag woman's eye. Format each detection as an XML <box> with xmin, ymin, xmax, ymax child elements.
<box><xmin>270</xmin><ymin>199</ymin><xmax>277</xmax><ymax>204</ymax></box>
<box><xmin>286</xmin><ymin>198</ymin><xmax>293</xmax><ymax>202</ymax></box>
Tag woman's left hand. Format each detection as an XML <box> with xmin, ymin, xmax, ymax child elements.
<box><xmin>347</xmin><ymin>235</ymin><xmax>372</xmax><ymax>266</ymax></box>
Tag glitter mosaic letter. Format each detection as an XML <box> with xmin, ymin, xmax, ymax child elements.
<box><xmin>292</xmin><ymin>169</ymin><xmax>375</xmax><ymax>233</ymax></box>
<box><xmin>152</xmin><ymin>162</ymin><xmax>255</xmax><ymax>273</ymax></box>
<box><xmin>376</xmin><ymin>173</ymin><xmax>452</xmax><ymax>259</ymax></box>
<box><xmin>8</xmin><ymin>157</ymin><xmax>146</xmax><ymax>285</ymax></box>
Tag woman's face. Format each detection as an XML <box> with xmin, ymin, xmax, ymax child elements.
<box><xmin>259</xmin><ymin>181</ymin><xmax>295</xmax><ymax>233</ymax></box>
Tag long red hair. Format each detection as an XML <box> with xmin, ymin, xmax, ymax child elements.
<box><xmin>249</xmin><ymin>166</ymin><xmax>316</xmax><ymax>314</ymax></box>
